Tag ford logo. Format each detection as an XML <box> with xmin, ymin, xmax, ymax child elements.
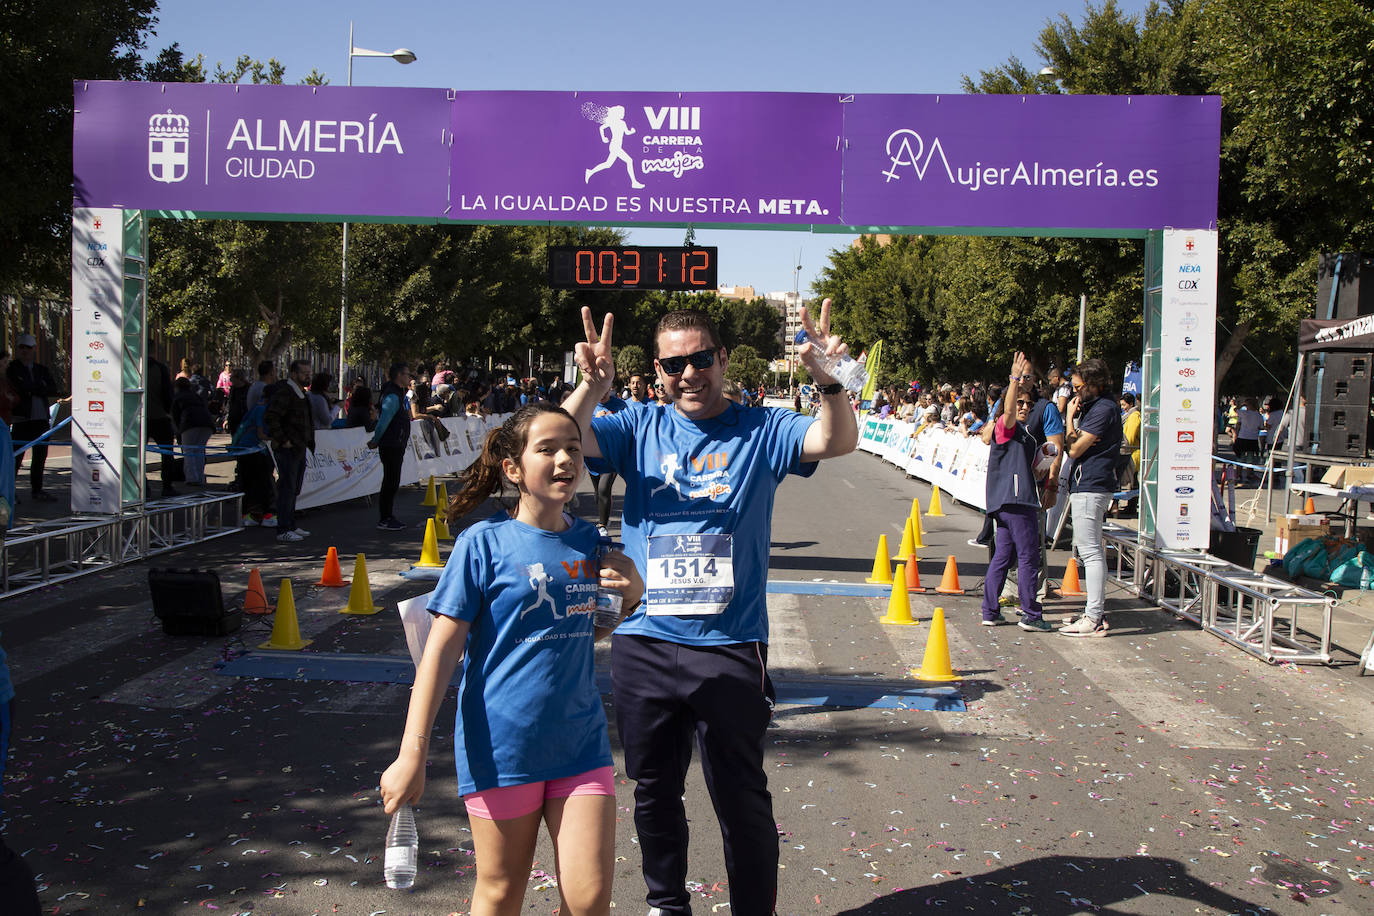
<box><xmin>1174</xmin><ymin>486</ymin><xmax>1194</xmax><ymax>496</ymax></box>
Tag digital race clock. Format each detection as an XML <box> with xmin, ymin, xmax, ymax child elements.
<box><xmin>548</xmin><ymin>245</ymin><xmax>718</xmax><ymax>291</ymax></box>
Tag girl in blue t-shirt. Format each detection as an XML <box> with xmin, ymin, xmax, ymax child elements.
<box><xmin>380</xmin><ymin>403</ymin><xmax>642</xmax><ymax>915</ymax></box>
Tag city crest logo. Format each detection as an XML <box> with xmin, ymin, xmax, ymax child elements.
<box><xmin>148</xmin><ymin>110</ymin><xmax>191</xmax><ymax>184</ymax></box>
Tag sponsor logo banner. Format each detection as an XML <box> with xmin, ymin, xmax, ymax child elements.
<box><xmin>75</xmin><ymin>82</ymin><xmax>452</xmax><ymax>218</ymax></box>
<box><xmin>840</xmin><ymin>93</ymin><xmax>1220</xmax><ymax>230</ymax></box>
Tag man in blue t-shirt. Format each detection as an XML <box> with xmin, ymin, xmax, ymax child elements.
<box><xmin>565</xmin><ymin>305</ymin><xmax>858</xmax><ymax>916</ymax></box>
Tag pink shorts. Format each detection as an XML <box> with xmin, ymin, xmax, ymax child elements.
<box><xmin>462</xmin><ymin>766</ymin><xmax>615</xmax><ymax>820</ymax></box>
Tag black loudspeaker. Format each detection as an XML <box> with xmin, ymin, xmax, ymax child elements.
<box><xmin>1304</xmin><ymin>352</ymin><xmax>1374</xmax><ymax>456</ymax></box>
<box><xmin>148</xmin><ymin>568</ymin><xmax>241</xmax><ymax>636</ymax></box>
<box><xmin>1316</xmin><ymin>252</ymin><xmax>1374</xmax><ymax>319</ymax></box>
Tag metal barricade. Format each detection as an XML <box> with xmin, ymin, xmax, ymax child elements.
<box><xmin>1</xmin><ymin>492</ymin><xmax>243</xmax><ymax>600</ymax></box>
<box><xmin>1099</xmin><ymin>525</ymin><xmax>1334</xmax><ymax>665</ymax></box>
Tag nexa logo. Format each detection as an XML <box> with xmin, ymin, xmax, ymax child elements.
<box><xmin>1179</xmin><ymin>279</ymin><xmax>1199</xmax><ymax>290</ymax></box>
<box><xmin>643</xmin><ymin>106</ymin><xmax>700</xmax><ymax>131</ymax></box>
<box><xmin>1179</xmin><ymin>263</ymin><xmax>1201</xmax><ymax>274</ymax></box>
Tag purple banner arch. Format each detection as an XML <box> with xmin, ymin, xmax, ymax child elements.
<box><xmin>74</xmin><ymin>81</ymin><xmax>1220</xmax><ymax>232</ymax></box>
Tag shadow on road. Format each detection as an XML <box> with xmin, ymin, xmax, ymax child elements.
<box><xmin>833</xmin><ymin>854</ymin><xmax>1275</xmax><ymax>915</ymax></box>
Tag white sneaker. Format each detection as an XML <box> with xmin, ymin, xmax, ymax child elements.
<box><xmin>242</xmin><ymin>516</ymin><xmax>259</xmax><ymax>527</ymax></box>
<box><xmin>261</xmin><ymin>514</ymin><xmax>278</xmax><ymax>528</ymax></box>
<box><xmin>277</xmin><ymin>529</ymin><xmax>306</xmax><ymax>543</ymax></box>
<box><xmin>293</xmin><ymin>527</ymin><xmax>310</xmax><ymax>537</ymax></box>
<box><xmin>1060</xmin><ymin>615</ymin><xmax>1108</xmax><ymax>637</ymax></box>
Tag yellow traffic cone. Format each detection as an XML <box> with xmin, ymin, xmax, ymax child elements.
<box><xmin>880</xmin><ymin>563</ymin><xmax>919</xmax><ymax>626</ymax></box>
<box><xmin>893</xmin><ymin>517</ymin><xmax>916</xmax><ymax>561</ymax></box>
<box><xmin>415</xmin><ymin>518</ymin><xmax>445</xmax><ymax>568</ymax></box>
<box><xmin>909</xmin><ymin>509</ymin><xmax>926</xmax><ymax>549</ymax></box>
<box><xmin>437</xmin><ymin>481</ymin><xmax>451</xmax><ymax>514</ymax></box>
<box><xmin>421</xmin><ymin>475</ymin><xmax>437</xmax><ymax>507</ymax></box>
<box><xmin>912</xmin><ymin>607</ymin><xmax>960</xmax><ymax>682</ymax></box>
<box><xmin>433</xmin><ymin>501</ymin><xmax>453</xmax><ymax>541</ymax></box>
<box><xmin>908</xmin><ymin>496</ymin><xmax>922</xmax><ymax>525</ymax></box>
<box><xmin>340</xmin><ymin>553</ymin><xmax>380</xmax><ymax>615</ymax></box>
<box><xmin>866</xmin><ymin>534</ymin><xmax>893</xmax><ymax>584</ymax></box>
<box><xmin>927</xmin><ymin>486</ymin><xmax>946</xmax><ymax>517</ymax></box>
<box><xmin>259</xmin><ymin>579</ymin><xmax>312</xmax><ymax>650</ymax></box>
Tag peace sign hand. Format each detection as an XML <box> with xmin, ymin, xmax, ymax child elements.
<box><xmin>797</xmin><ymin>298</ymin><xmax>847</xmax><ymax>384</ymax></box>
<box><xmin>575</xmin><ymin>307</ymin><xmax>615</xmax><ymax>395</ymax></box>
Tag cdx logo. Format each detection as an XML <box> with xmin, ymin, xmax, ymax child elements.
<box><xmin>1179</xmin><ymin>279</ymin><xmax>1199</xmax><ymax>290</ymax></box>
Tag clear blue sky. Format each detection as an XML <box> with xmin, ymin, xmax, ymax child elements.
<box><xmin>146</xmin><ymin>0</ymin><xmax>1149</xmax><ymax>296</ymax></box>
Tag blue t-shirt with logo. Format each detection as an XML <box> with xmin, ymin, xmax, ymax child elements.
<box><xmin>587</xmin><ymin>396</ymin><xmax>628</xmax><ymax>478</ymax></box>
<box><xmin>591</xmin><ymin>402</ymin><xmax>816</xmax><ymax>646</ymax></box>
<box><xmin>428</xmin><ymin>512</ymin><xmax>610</xmax><ymax>795</ymax></box>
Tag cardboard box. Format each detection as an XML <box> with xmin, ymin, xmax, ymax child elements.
<box><xmin>1319</xmin><ymin>465</ymin><xmax>1374</xmax><ymax>487</ymax></box>
<box><xmin>1275</xmin><ymin>513</ymin><xmax>1330</xmax><ymax>554</ymax></box>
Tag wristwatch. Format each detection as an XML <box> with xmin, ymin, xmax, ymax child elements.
<box><xmin>818</xmin><ymin>382</ymin><xmax>844</xmax><ymax>396</ymax></box>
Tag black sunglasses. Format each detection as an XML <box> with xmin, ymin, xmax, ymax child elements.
<box><xmin>657</xmin><ymin>347</ymin><xmax>718</xmax><ymax>376</ymax></box>
<box><xmin>1015</xmin><ymin>398</ymin><xmax>1035</xmax><ymax>407</ymax></box>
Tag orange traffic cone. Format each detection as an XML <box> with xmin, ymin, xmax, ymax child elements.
<box><xmin>315</xmin><ymin>546</ymin><xmax>350</xmax><ymax>587</ymax></box>
<box><xmin>340</xmin><ymin>553</ymin><xmax>380</xmax><ymax>615</ymax></box>
<box><xmin>866</xmin><ymin>534</ymin><xmax>893</xmax><ymax>584</ymax></box>
<box><xmin>1304</xmin><ymin>496</ymin><xmax>1316</xmax><ymax>515</ymax></box>
<box><xmin>259</xmin><ymin>579</ymin><xmax>311</xmax><ymax>650</ymax></box>
<box><xmin>1056</xmin><ymin>558</ymin><xmax>1086</xmax><ymax>599</ymax></box>
<box><xmin>912</xmin><ymin>607</ymin><xmax>960</xmax><ymax>681</ymax></box>
<box><xmin>927</xmin><ymin>486</ymin><xmax>946</xmax><ymax>517</ymax></box>
<box><xmin>243</xmin><ymin>567</ymin><xmax>269</xmax><ymax>615</ymax></box>
<box><xmin>934</xmin><ymin>555</ymin><xmax>963</xmax><ymax>595</ymax></box>
<box><xmin>880</xmin><ymin>563</ymin><xmax>918</xmax><ymax>625</ymax></box>
<box><xmin>905</xmin><ymin>553</ymin><xmax>926</xmax><ymax>593</ymax></box>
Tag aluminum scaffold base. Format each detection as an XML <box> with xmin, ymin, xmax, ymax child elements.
<box><xmin>1</xmin><ymin>492</ymin><xmax>243</xmax><ymax>599</ymax></box>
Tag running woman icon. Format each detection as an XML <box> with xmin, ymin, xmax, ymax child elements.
<box><xmin>582</xmin><ymin>103</ymin><xmax>645</xmax><ymax>189</ymax></box>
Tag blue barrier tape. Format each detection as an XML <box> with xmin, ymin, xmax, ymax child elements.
<box><xmin>216</xmin><ymin>651</ymin><xmax>965</xmax><ymax>711</ymax></box>
<box><xmin>10</xmin><ymin>416</ymin><xmax>73</xmax><ymax>455</ymax></box>
<box><xmin>144</xmin><ymin>442</ymin><xmax>267</xmax><ymax>458</ymax></box>
<box><xmin>1211</xmin><ymin>453</ymin><xmax>1309</xmax><ymax>474</ymax></box>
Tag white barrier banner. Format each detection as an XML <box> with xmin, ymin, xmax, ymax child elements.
<box><xmin>297</xmin><ymin>414</ymin><xmax>503</xmax><ymax>511</ymax></box>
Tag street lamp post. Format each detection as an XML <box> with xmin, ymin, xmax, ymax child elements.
<box><xmin>341</xmin><ymin>22</ymin><xmax>416</xmax><ymax>393</ymax></box>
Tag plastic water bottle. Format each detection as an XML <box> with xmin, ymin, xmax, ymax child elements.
<box><xmin>595</xmin><ymin>537</ymin><xmax>625</xmax><ymax>628</ymax></box>
<box><xmin>793</xmin><ymin>329</ymin><xmax>867</xmax><ymax>393</ymax></box>
<box><xmin>384</xmin><ymin>804</ymin><xmax>419</xmax><ymax>889</ymax></box>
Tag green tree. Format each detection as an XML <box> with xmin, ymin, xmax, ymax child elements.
<box><xmin>615</xmin><ymin>344</ymin><xmax>650</xmax><ymax>383</ymax></box>
<box><xmin>148</xmin><ymin>56</ymin><xmax>341</xmax><ymax>366</ymax></box>
<box><xmin>0</xmin><ymin>0</ymin><xmax>160</xmax><ymax>294</ymax></box>
<box><xmin>814</xmin><ymin>235</ymin><xmax>941</xmax><ymax>381</ymax></box>
<box><xmin>724</xmin><ymin>343</ymin><xmax>769</xmax><ymax>390</ymax></box>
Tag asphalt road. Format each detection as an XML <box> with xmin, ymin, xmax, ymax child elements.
<box><xmin>2</xmin><ymin>449</ymin><xmax>1372</xmax><ymax>914</ymax></box>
